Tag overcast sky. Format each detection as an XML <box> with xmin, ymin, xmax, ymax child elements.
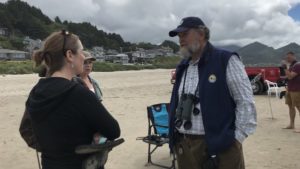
<box><xmin>1</xmin><ymin>0</ymin><xmax>300</xmax><ymax>48</ymax></box>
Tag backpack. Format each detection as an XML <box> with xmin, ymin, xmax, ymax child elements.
<box><xmin>19</xmin><ymin>109</ymin><xmax>41</xmax><ymax>151</ymax></box>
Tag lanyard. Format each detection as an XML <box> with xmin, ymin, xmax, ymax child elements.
<box><xmin>181</xmin><ymin>65</ymin><xmax>199</xmax><ymax>96</ymax></box>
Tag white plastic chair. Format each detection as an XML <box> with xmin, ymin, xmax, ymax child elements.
<box><xmin>265</xmin><ymin>80</ymin><xmax>279</xmax><ymax>119</ymax></box>
<box><xmin>265</xmin><ymin>80</ymin><xmax>279</xmax><ymax>98</ymax></box>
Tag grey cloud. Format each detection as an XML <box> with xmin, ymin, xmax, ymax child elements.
<box><xmin>24</xmin><ymin>0</ymin><xmax>100</xmax><ymax>22</ymax></box>
<box><xmin>1</xmin><ymin>0</ymin><xmax>300</xmax><ymax>47</ymax></box>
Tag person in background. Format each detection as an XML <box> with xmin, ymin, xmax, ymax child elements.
<box><xmin>77</xmin><ymin>51</ymin><xmax>103</xmax><ymax>102</ymax></box>
<box><xmin>24</xmin><ymin>30</ymin><xmax>120</xmax><ymax>169</ymax></box>
<box><xmin>77</xmin><ymin>51</ymin><xmax>106</xmax><ymax>145</ymax></box>
<box><xmin>282</xmin><ymin>51</ymin><xmax>300</xmax><ymax>132</ymax></box>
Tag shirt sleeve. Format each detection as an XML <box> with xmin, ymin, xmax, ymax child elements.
<box><xmin>226</xmin><ymin>55</ymin><xmax>257</xmax><ymax>143</ymax></box>
<box><xmin>291</xmin><ymin>63</ymin><xmax>300</xmax><ymax>74</ymax></box>
<box><xmin>74</xmin><ymin>86</ymin><xmax>120</xmax><ymax>140</ymax></box>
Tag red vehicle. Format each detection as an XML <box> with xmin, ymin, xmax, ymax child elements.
<box><xmin>170</xmin><ymin>67</ymin><xmax>286</xmax><ymax>95</ymax></box>
<box><xmin>246</xmin><ymin>67</ymin><xmax>286</xmax><ymax>94</ymax></box>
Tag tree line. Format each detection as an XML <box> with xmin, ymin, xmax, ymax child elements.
<box><xmin>0</xmin><ymin>0</ymin><xmax>179</xmax><ymax>52</ymax></box>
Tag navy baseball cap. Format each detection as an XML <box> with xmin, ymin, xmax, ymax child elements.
<box><xmin>169</xmin><ymin>17</ymin><xmax>206</xmax><ymax>37</ymax></box>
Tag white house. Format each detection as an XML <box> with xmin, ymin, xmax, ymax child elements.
<box><xmin>23</xmin><ymin>36</ymin><xmax>42</xmax><ymax>57</ymax></box>
<box><xmin>105</xmin><ymin>53</ymin><xmax>129</xmax><ymax>64</ymax></box>
<box><xmin>131</xmin><ymin>48</ymin><xmax>146</xmax><ymax>62</ymax></box>
<box><xmin>159</xmin><ymin>46</ymin><xmax>174</xmax><ymax>56</ymax></box>
<box><xmin>0</xmin><ymin>49</ymin><xmax>28</xmax><ymax>60</ymax></box>
<box><xmin>90</xmin><ymin>46</ymin><xmax>105</xmax><ymax>62</ymax></box>
<box><xmin>145</xmin><ymin>49</ymin><xmax>162</xmax><ymax>58</ymax></box>
<box><xmin>0</xmin><ymin>27</ymin><xmax>9</xmax><ymax>37</ymax></box>
<box><xmin>113</xmin><ymin>54</ymin><xmax>129</xmax><ymax>64</ymax></box>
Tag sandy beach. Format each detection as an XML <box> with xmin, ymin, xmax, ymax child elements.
<box><xmin>0</xmin><ymin>69</ymin><xmax>300</xmax><ymax>169</ymax></box>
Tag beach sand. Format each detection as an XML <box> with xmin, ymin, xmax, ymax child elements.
<box><xmin>0</xmin><ymin>69</ymin><xmax>300</xmax><ymax>169</ymax></box>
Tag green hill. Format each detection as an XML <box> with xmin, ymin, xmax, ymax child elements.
<box><xmin>237</xmin><ymin>42</ymin><xmax>300</xmax><ymax>66</ymax></box>
<box><xmin>0</xmin><ymin>0</ymin><xmax>181</xmax><ymax>52</ymax></box>
<box><xmin>0</xmin><ymin>0</ymin><xmax>153</xmax><ymax>51</ymax></box>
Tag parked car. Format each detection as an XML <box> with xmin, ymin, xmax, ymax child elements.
<box><xmin>170</xmin><ymin>66</ymin><xmax>287</xmax><ymax>95</ymax></box>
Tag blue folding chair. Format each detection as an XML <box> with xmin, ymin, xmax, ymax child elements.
<box><xmin>137</xmin><ymin>103</ymin><xmax>176</xmax><ymax>169</ymax></box>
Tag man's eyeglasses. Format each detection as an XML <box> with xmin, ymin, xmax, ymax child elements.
<box><xmin>61</xmin><ymin>30</ymin><xmax>70</xmax><ymax>56</ymax></box>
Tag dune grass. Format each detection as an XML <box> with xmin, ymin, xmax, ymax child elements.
<box><xmin>0</xmin><ymin>56</ymin><xmax>181</xmax><ymax>74</ymax></box>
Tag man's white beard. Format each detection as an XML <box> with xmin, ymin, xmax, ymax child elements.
<box><xmin>179</xmin><ymin>42</ymin><xmax>201</xmax><ymax>59</ymax></box>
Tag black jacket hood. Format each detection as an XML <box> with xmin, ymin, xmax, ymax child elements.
<box><xmin>26</xmin><ymin>77</ymin><xmax>76</xmax><ymax>122</ymax></box>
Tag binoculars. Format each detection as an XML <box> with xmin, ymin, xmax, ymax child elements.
<box><xmin>175</xmin><ymin>93</ymin><xmax>200</xmax><ymax>130</ymax></box>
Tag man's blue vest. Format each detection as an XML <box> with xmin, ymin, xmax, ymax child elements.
<box><xmin>169</xmin><ymin>42</ymin><xmax>237</xmax><ymax>155</ymax></box>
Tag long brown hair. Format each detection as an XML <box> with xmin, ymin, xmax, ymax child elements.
<box><xmin>32</xmin><ymin>30</ymin><xmax>80</xmax><ymax>75</ymax></box>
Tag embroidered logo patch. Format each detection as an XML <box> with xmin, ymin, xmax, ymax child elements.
<box><xmin>208</xmin><ymin>74</ymin><xmax>217</xmax><ymax>83</ymax></box>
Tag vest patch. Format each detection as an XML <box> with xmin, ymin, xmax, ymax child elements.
<box><xmin>208</xmin><ymin>74</ymin><xmax>217</xmax><ymax>83</ymax></box>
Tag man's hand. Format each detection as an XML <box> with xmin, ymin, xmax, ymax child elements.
<box><xmin>285</xmin><ymin>69</ymin><xmax>298</xmax><ymax>80</ymax></box>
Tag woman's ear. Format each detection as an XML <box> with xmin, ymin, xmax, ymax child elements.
<box><xmin>65</xmin><ymin>50</ymin><xmax>74</xmax><ymax>63</ymax></box>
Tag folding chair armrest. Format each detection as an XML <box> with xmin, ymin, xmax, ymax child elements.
<box><xmin>151</xmin><ymin>124</ymin><xmax>168</xmax><ymax>128</ymax></box>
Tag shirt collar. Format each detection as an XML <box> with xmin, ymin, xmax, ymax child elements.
<box><xmin>189</xmin><ymin>58</ymin><xmax>200</xmax><ymax>66</ymax></box>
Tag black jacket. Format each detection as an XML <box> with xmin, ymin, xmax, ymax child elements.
<box><xmin>26</xmin><ymin>77</ymin><xmax>120</xmax><ymax>169</ymax></box>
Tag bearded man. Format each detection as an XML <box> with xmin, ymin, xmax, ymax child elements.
<box><xmin>168</xmin><ymin>16</ymin><xmax>257</xmax><ymax>169</ymax></box>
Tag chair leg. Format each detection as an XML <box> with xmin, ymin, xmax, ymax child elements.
<box><xmin>147</xmin><ymin>143</ymin><xmax>151</xmax><ymax>164</ymax></box>
<box><xmin>146</xmin><ymin>144</ymin><xmax>176</xmax><ymax>169</ymax></box>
